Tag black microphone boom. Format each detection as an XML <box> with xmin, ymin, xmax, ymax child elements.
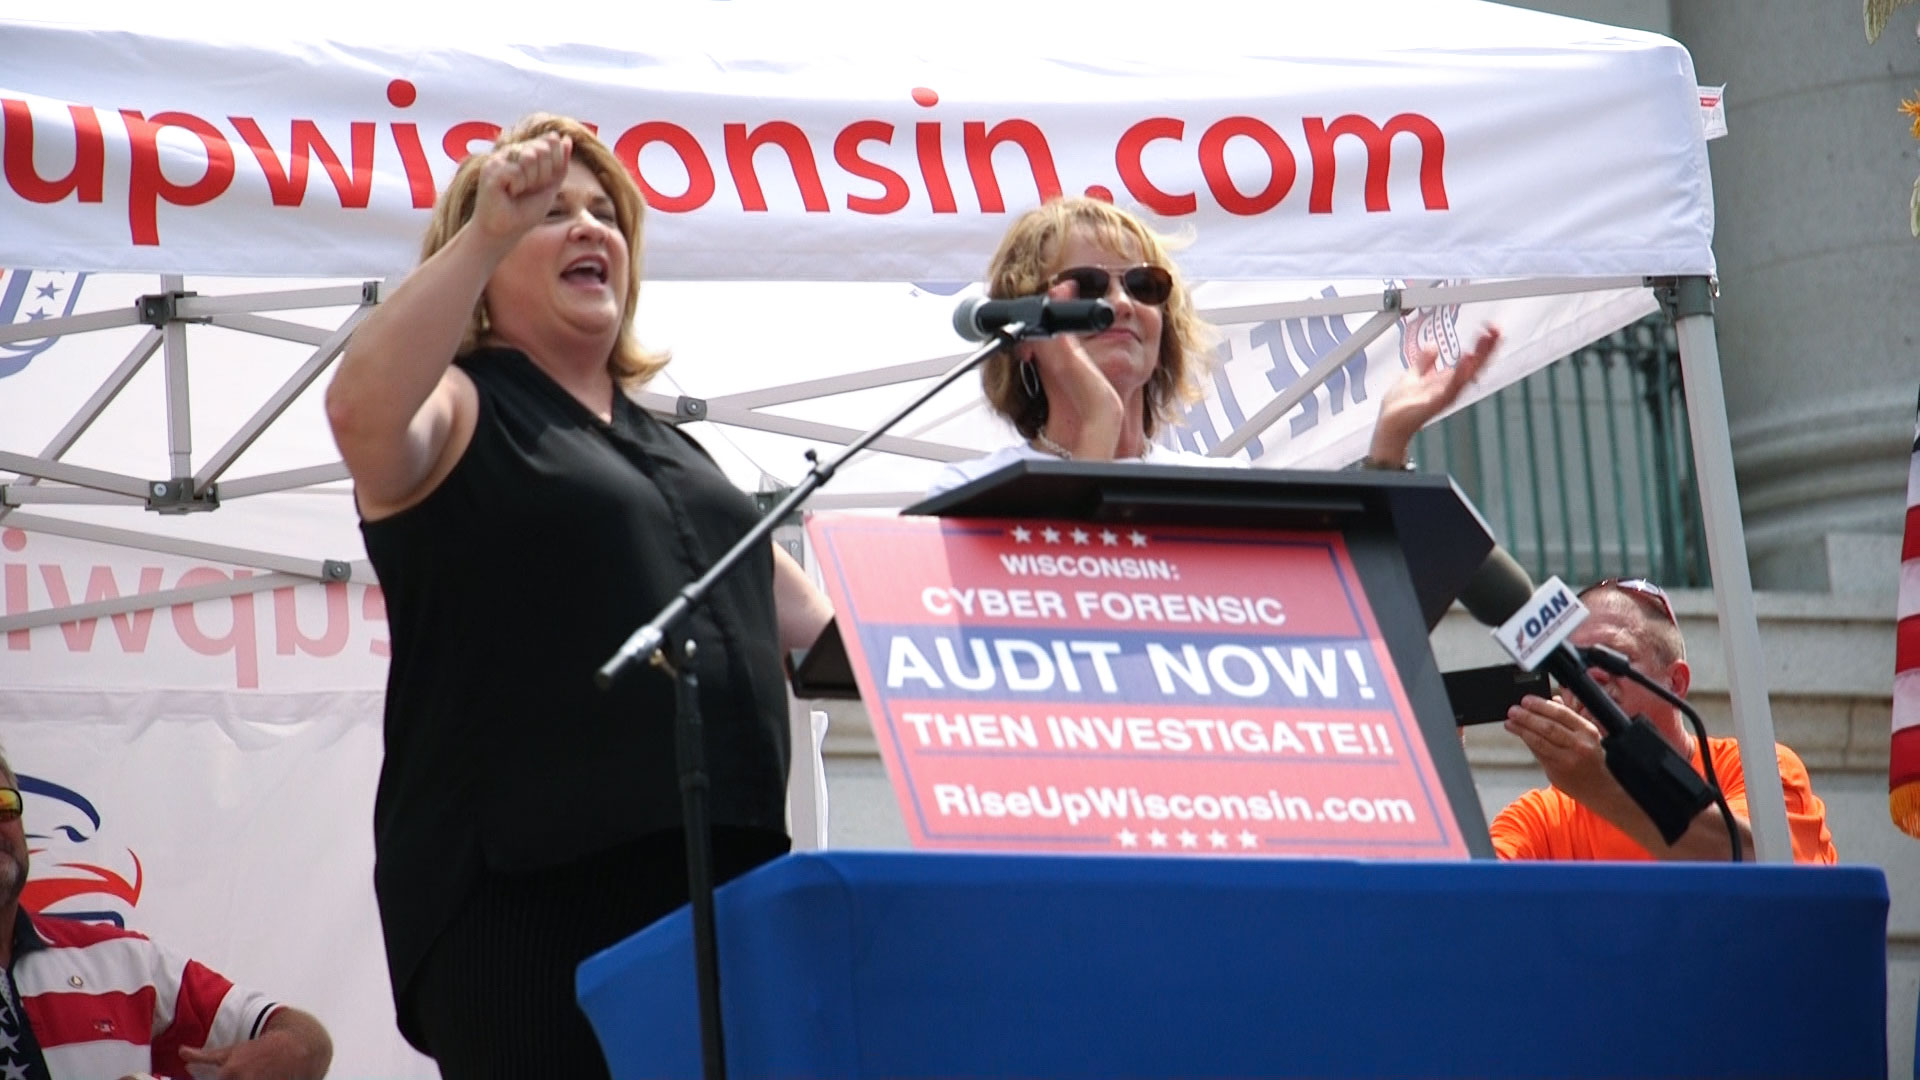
<box><xmin>1459</xmin><ymin>547</ymin><xmax>1717</xmax><ymax>846</ymax></box>
<box><xmin>952</xmin><ymin>294</ymin><xmax>1114</xmax><ymax>341</ymax></box>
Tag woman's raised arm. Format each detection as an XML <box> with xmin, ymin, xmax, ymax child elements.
<box><xmin>323</xmin><ymin>133</ymin><xmax>571</xmax><ymax>515</ymax></box>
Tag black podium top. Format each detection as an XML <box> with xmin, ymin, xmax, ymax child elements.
<box><xmin>904</xmin><ymin>459</ymin><xmax>1493</xmax><ymax>629</ymax></box>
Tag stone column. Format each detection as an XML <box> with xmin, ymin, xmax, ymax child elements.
<box><xmin>1669</xmin><ymin>0</ymin><xmax>1920</xmax><ymax>591</ymax></box>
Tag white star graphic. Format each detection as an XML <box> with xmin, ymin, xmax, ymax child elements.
<box><xmin>0</xmin><ymin>1029</ymin><xmax>15</xmax><ymax>1051</ymax></box>
<box><xmin>1011</xmin><ymin>526</ymin><xmax>1032</xmax><ymax>543</ymax></box>
<box><xmin>1041</xmin><ymin>526</ymin><xmax>1061</xmax><ymax>543</ymax></box>
<box><xmin>1208</xmin><ymin>830</ymin><xmax>1228</xmax><ymax>849</ymax></box>
<box><xmin>1128</xmin><ymin>530</ymin><xmax>1149</xmax><ymax>548</ymax></box>
<box><xmin>1147</xmin><ymin>829</ymin><xmax>1168</xmax><ymax>848</ymax></box>
<box><xmin>1070</xmin><ymin>528</ymin><xmax>1090</xmax><ymax>545</ymax></box>
<box><xmin>1177</xmin><ymin>829</ymin><xmax>1198</xmax><ymax>848</ymax></box>
<box><xmin>1239</xmin><ymin>831</ymin><xmax>1259</xmax><ymax>849</ymax></box>
<box><xmin>1100</xmin><ymin>529</ymin><xmax>1120</xmax><ymax>546</ymax></box>
<box><xmin>1116</xmin><ymin>829</ymin><xmax>1138</xmax><ymax>848</ymax></box>
<box><xmin>2</xmin><ymin>1062</ymin><xmax>26</xmax><ymax>1080</ymax></box>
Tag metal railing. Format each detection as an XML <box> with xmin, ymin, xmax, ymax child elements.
<box><xmin>1411</xmin><ymin>315</ymin><xmax>1711</xmax><ymax>588</ymax></box>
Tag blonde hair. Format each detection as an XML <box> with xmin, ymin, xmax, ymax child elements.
<box><xmin>418</xmin><ymin>113</ymin><xmax>668</xmax><ymax>387</ymax></box>
<box><xmin>980</xmin><ymin>197</ymin><xmax>1210</xmax><ymax>438</ymax></box>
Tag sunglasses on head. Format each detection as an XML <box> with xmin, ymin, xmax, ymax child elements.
<box><xmin>1579</xmin><ymin>577</ymin><xmax>1676</xmax><ymax>627</ymax></box>
<box><xmin>0</xmin><ymin>787</ymin><xmax>18</xmax><ymax>822</ymax></box>
<box><xmin>1047</xmin><ymin>264</ymin><xmax>1174</xmax><ymax>307</ymax></box>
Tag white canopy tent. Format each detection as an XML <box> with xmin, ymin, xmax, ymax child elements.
<box><xmin>0</xmin><ymin>1</ymin><xmax>1784</xmax><ymax>1071</ymax></box>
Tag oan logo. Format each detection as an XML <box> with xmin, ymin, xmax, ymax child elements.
<box><xmin>1492</xmin><ymin>575</ymin><xmax>1588</xmax><ymax>671</ymax></box>
<box><xmin>18</xmin><ymin>774</ymin><xmax>143</xmax><ymax>928</ymax></box>
<box><xmin>0</xmin><ymin>269</ymin><xmax>88</xmax><ymax>379</ymax></box>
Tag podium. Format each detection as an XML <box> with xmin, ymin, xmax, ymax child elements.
<box><xmin>578</xmin><ymin>463</ymin><xmax>1896</xmax><ymax>1078</ymax></box>
<box><xmin>576</xmin><ymin>851</ymin><xmax>1890</xmax><ymax>1079</ymax></box>
<box><xmin>894</xmin><ymin>460</ymin><xmax>1501</xmax><ymax>855</ymax></box>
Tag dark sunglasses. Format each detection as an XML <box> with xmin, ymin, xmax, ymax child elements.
<box><xmin>1048</xmin><ymin>264</ymin><xmax>1174</xmax><ymax>306</ymax></box>
<box><xmin>1579</xmin><ymin>577</ymin><xmax>1676</xmax><ymax>626</ymax></box>
<box><xmin>0</xmin><ymin>786</ymin><xmax>18</xmax><ymax>822</ymax></box>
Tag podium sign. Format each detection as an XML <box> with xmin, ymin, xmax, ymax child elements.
<box><xmin>807</xmin><ymin>513</ymin><xmax>1470</xmax><ymax>858</ymax></box>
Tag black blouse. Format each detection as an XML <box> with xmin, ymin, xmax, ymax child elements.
<box><xmin>361</xmin><ymin>347</ymin><xmax>790</xmax><ymax>999</ymax></box>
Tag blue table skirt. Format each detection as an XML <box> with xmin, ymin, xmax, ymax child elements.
<box><xmin>579</xmin><ymin>851</ymin><xmax>1888</xmax><ymax>1080</ymax></box>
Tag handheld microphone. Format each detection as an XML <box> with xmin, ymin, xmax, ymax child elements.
<box><xmin>1459</xmin><ymin>549</ymin><xmax>1633</xmax><ymax>737</ymax></box>
<box><xmin>952</xmin><ymin>294</ymin><xmax>1113</xmax><ymax>342</ymax></box>
<box><xmin>1459</xmin><ymin>548</ymin><xmax>1715</xmax><ymax>845</ymax></box>
<box><xmin>1581</xmin><ymin>642</ymin><xmax>1743</xmax><ymax>861</ymax></box>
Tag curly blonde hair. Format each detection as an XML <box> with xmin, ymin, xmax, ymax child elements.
<box><xmin>980</xmin><ymin>197</ymin><xmax>1210</xmax><ymax>438</ymax></box>
<box><xmin>417</xmin><ymin>113</ymin><xmax>668</xmax><ymax>387</ymax></box>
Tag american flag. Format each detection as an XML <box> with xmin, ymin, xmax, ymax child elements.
<box><xmin>1895</xmin><ymin>386</ymin><xmax>1920</xmax><ymax>837</ymax></box>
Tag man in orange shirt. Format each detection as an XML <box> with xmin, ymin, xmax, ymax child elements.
<box><xmin>1490</xmin><ymin>578</ymin><xmax>1837</xmax><ymax>863</ymax></box>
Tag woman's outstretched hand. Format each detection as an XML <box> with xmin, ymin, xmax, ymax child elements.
<box><xmin>1368</xmin><ymin>324</ymin><xmax>1501</xmax><ymax>466</ymax></box>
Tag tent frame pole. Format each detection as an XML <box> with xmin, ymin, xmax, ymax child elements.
<box><xmin>1659</xmin><ymin>274</ymin><xmax>1792</xmax><ymax>863</ymax></box>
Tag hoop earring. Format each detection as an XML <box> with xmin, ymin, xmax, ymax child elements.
<box><xmin>1019</xmin><ymin>357</ymin><xmax>1042</xmax><ymax>399</ymax></box>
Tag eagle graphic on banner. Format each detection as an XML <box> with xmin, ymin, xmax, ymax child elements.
<box><xmin>1397</xmin><ymin>280</ymin><xmax>1466</xmax><ymax>370</ymax></box>
<box><xmin>0</xmin><ymin>268</ymin><xmax>88</xmax><ymax>379</ymax></box>
<box><xmin>18</xmin><ymin>774</ymin><xmax>144</xmax><ymax>928</ymax></box>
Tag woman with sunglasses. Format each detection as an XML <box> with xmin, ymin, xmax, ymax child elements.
<box><xmin>927</xmin><ymin>196</ymin><xmax>1497</xmax><ymax>494</ymax></box>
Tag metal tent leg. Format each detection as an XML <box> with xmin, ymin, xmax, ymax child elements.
<box><xmin>1663</xmin><ymin>275</ymin><xmax>1793</xmax><ymax>863</ymax></box>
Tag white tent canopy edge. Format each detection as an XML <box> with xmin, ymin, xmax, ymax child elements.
<box><xmin>0</xmin><ymin>0</ymin><xmax>1789</xmax><ymax>868</ymax></box>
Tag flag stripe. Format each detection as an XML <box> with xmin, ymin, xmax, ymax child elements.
<box><xmin>1896</xmin><ymin>669</ymin><xmax>1920</xmax><ymax>734</ymax></box>
<box><xmin>1895</xmin><ymin>727</ymin><xmax>1920</xmax><ymax>789</ymax></box>
<box><xmin>1899</xmin><ymin>616</ymin><xmax>1920</xmax><ymax>676</ymax></box>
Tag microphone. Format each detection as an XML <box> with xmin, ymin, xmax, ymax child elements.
<box><xmin>952</xmin><ymin>294</ymin><xmax>1113</xmax><ymax>342</ymax></box>
<box><xmin>1582</xmin><ymin>642</ymin><xmax>1743</xmax><ymax>861</ymax></box>
<box><xmin>1459</xmin><ymin>549</ymin><xmax>1637</xmax><ymax>734</ymax></box>
<box><xmin>1459</xmin><ymin>548</ymin><xmax>1716</xmax><ymax>845</ymax></box>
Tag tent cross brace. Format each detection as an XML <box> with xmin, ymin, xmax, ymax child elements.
<box><xmin>145</xmin><ymin>477</ymin><xmax>219</xmax><ymax>515</ymax></box>
<box><xmin>135</xmin><ymin>289</ymin><xmax>207</xmax><ymax>327</ymax></box>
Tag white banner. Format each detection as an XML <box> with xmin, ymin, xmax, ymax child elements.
<box><xmin>0</xmin><ymin>0</ymin><xmax>1714</xmax><ymax>281</ymax></box>
<box><xmin>1172</xmin><ymin>280</ymin><xmax>1656</xmax><ymax>470</ymax></box>
<box><xmin>0</xmin><ymin>529</ymin><xmax>419</xmax><ymax>1068</ymax></box>
<box><xmin>0</xmin><ymin>528</ymin><xmax>417</xmax><ymax>1066</ymax></box>
<box><xmin>0</xmin><ymin>687</ymin><xmax>432</xmax><ymax>1078</ymax></box>
<box><xmin>0</xmin><ymin>527</ymin><xmax>387</xmax><ymax>692</ymax></box>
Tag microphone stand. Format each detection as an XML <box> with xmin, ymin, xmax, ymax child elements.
<box><xmin>595</xmin><ymin>322</ymin><xmax>1039</xmax><ymax>1080</ymax></box>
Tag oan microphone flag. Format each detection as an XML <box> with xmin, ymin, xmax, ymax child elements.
<box><xmin>1895</xmin><ymin>385</ymin><xmax>1920</xmax><ymax>838</ymax></box>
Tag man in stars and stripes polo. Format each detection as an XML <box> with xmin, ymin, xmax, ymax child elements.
<box><xmin>0</xmin><ymin>748</ymin><xmax>332</xmax><ymax>1080</ymax></box>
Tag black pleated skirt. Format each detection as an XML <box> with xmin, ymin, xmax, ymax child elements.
<box><xmin>405</xmin><ymin>826</ymin><xmax>789</xmax><ymax>1080</ymax></box>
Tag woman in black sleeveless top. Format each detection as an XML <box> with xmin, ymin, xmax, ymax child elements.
<box><xmin>324</xmin><ymin>114</ymin><xmax>832</xmax><ymax>1079</ymax></box>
